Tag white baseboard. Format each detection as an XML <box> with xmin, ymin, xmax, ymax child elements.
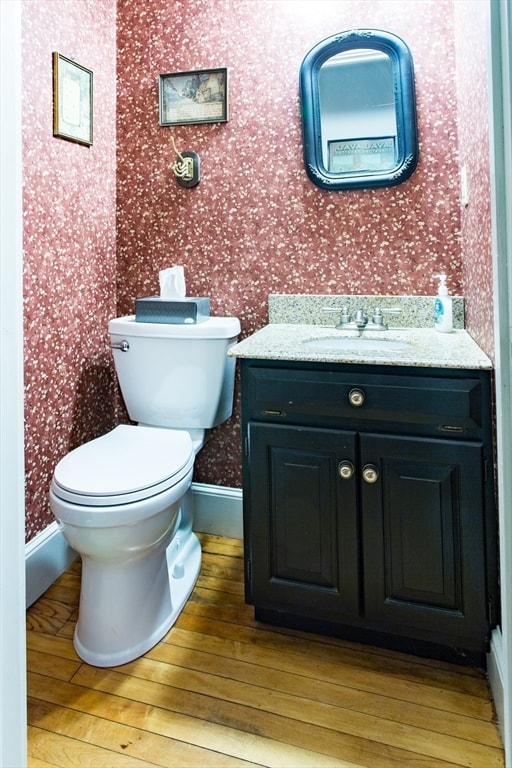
<box><xmin>191</xmin><ymin>481</ymin><xmax>243</xmax><ymax>539</ymax></box>
<box><xmin>25</xmin><ymin>521</ymin><xmax>78</xmax><ymax>608</ymax></box>
<box><xmin>25</xmin><ymin>483</ymin><xmax>243</xmax><ymax>608</ymax></box>
<box><xmin>487</xmin><ymin>628</ymin><xmax>505</xmax><ymax>742</ymax></box>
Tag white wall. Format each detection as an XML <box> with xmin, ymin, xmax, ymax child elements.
<box><xmin>0</xmin><ymin>1</ymin><xmax>27</xmax><ymax>766</ymax></box>
<box><xmin>489</xmin><ymin>0</ymin><xmax>512</xmax><ymax>759</ymax></box>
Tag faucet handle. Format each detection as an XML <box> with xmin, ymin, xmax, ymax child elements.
<box><xmin>370</xmin><ymin>306</ymin><xmax>401</xmax><ymax>329</ymax></box>
<box><xmin>323</xmin><ymin>306</ymin><xmax>351</xmax><ymax>324</ymax></box>
<box><xmin>340</xmin><ymin>306</ymin><xmax>350</xmax><ymax>324</ymax></box>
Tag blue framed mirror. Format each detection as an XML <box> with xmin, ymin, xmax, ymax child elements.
<box><xmin>300</xmin><ymin>29</ymin><xmax>419</xmax><ymax>191</ymax></box>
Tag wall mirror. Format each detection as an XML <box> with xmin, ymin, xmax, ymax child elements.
<box><xmin>299</xmin><ymin>29</ymin><xmax>419</xmax><ymax>191</ymax></box>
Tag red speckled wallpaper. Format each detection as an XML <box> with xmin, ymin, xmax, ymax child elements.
<box><xmin>454</xmin><ymin>0</ymin><xmax>494</xmax><ymax>354</ymax></box>
<box><xmin>116</xmin><ymin>0</ymin><xmax>462</xmax><ymax>322</ymax></box>
<box><xmin>22</xmin><ymin>0</ymin><xmax>117</xmax><ymax>539</ymax></box>
<box><xmin>22</xmin><ymin>0</ymin><xmax>494</xmax><ymax>542</ymax></box>
<box><xmin>115</xmin><ymin>0</ymin><xmax>465</xmax><ymax>489</ymax></box>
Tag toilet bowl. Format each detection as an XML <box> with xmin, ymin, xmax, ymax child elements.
<box><xmin>50</xmin><ymin>425</ymin><xmax>199</xmax><ymax>667</ymax></box>
<box><xmin>50</xmin><ymin>314</ymin><xmax>240</xmax><ymax>667</ymax></box>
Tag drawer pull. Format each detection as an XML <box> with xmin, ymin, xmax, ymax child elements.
<box><xmin>362</xmin><ymin>464</ymin><xmax>379</xmax><ymax>484</ymax></box>
<box><xmin>338</xmin><ymin>460</ymin><xmax>355</xmax><ymax>480</ymax></box>
<box><xmin>348</xmin><ymin>388</ymin><xmax>365</xmax><ymax>407</ymax></box>
<box><xmin>261</xmin><ymin>409</ymin><xmax>287</xmax><ymax>417</ymax></box>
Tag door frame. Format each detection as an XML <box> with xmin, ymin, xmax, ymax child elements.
<box><xmin>0</xmin><ymin>1</ymin><xmax>27</xmax><ymax>766</ymax></box>
<box><xmin>488</xmin><ymin>0</ymin><xmax>512</xmax><ymax>758</ymax></box>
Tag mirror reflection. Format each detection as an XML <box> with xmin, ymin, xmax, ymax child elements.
<box><xmin>300</xmin><ymin>30</ymin><xmax>419</xmax><ymax>191</ymax></box>
<box><xmin>319</xmin><ymin>50</ymin><xmax>396</xmax><ymax>173</ymax></box>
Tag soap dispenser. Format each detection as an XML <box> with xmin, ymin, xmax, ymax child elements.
<box><xmin>434</xmin><ymin>274</ymin><xmax>453</xmax><ymax>333</ymax></box>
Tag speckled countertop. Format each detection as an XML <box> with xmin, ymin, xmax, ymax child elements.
<box><xmin>229</xmin><ymin>324</ymin><xmax>492</xmax><ymax>369</ymax></box>
<box><xmin>230</xmin><ymin>295</ymin><xmax>492</xmax><ymax>369</ymax></box>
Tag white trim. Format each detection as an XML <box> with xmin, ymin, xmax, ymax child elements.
<box><xmin>191</xmin><ymin>482</ymin><xmax>243</xmax><ymax>539</ymax></box>
<box><xmin>489</xmin><ymin>0</ymin><xmax>512</xmax><ymax>759</ymax></box>
<box><xmin>0</xmin><ymin>1</ymin><xmax>26</xmax><ymax>765</ymax></box>
<box><xmin>25</xmin><ymin>522</ymin><xmax>78</xmax><ymax>608</ymax></box>
<box><xmin>25</xmin><ymin>484</ymin><xmax>243</xmax><ymax>608</ymax></box>
<box><xmin>488</xmin><ymin>629</ymin><xmax>505</xmax><ymax>740</ymax></box>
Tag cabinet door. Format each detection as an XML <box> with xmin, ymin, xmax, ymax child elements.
<box><xmin>360</xmin><ymin>433</ymin><xmax>488</xmax><ymax>648</ymax></box>
<box><xmin>246</xmin><ymin>423</ymin><xmax>359</xmax><ymax>618</ymax></box>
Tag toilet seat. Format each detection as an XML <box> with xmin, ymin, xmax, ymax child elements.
<box><xmin>52</xmin><ymin>424</ymin><xmax>194</xmax><ymax>506</ymax></box>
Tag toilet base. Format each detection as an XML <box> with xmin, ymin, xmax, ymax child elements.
<box><xmin>74</xmin><ymin>512</ymin><xmax>201</xmax><ymax>667</ymax></box>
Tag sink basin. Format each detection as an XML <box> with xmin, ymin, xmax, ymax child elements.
<box><xmin>302</xmin><ymin>336</ymin><xmax>411</xmax><ymax>352</ymax></box>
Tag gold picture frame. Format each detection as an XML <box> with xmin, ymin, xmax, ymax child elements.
<box><xmin>53</xmin><ymin>52</ymin><xmax>93</xmax><ymax>146</ymax></box>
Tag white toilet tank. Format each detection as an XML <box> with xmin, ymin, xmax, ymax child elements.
<box><xmin>108</xmin><ymin>315</ymin><xmax>241</xmax><ymax>429</ymax></box>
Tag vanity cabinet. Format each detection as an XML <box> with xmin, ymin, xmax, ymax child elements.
<box><xmin>241</xmin><ymin>359</ymin><xmax>497</xmax><ymax>664</ymax></box>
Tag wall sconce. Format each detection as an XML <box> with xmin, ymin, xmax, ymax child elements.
<box><xmin>170</xmin><ymin>136</ymin><xmax>200</xmax><ymax>188</ymax></box>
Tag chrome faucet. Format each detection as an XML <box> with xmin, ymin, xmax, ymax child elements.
<box><xmin>323</xmin><ymin>306</ymin><xmax>401</xmax><ymax>331</ymax></box>
<box><xmin>353</xmin><ymin>309</ymin><xmax>368</xmax><ymax>329</ymax></box>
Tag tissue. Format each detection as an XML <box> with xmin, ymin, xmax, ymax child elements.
<box><xmin>135</xmin><ymin>265</ymin><xmax>210</xmax><ymax>323</ymax></box>
<box><xmin>159</xmin><ymin>266</ymin><xmax>186</xmax><ymax>298</ymax></box>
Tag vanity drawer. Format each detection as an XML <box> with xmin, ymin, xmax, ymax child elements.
<box><xmin>243</xmin><ymin>365</ymin><xmax>484</xmax><ymax>435</ymax></box>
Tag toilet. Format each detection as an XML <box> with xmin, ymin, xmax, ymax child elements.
<box><xmin>50</xmin><ymin>314</ymin><xmax>240</xmax><ymax>667</ymax></box>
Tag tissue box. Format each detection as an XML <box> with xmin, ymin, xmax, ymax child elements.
<box><xmin>135</xmin><ymin>296</ymin><xmax>210</xmax><ymax>324</ymax></box>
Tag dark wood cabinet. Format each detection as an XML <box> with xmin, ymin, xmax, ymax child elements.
<box><xmin>249</xmin><ymin>423</ymin><xmax>359</xmax><ymax>617</ymax></box>
<box><xmin>241</xmin><ymin>359</ymin><xmax>497</xmax><ymax>664</ymax></box>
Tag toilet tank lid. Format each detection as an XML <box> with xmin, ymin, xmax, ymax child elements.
<box><xmin>109</xmin><ymin>315</ymin><xmax>241</xmax><ymax>339</ymax></box>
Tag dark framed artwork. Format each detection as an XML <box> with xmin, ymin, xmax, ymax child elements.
<box><xmin>159</xmin><ymin>68</ymin><xmax>228</xmax><ymax>126</ymax></box>
<box><xmin>53</xmin><ymin>52</ymin><xmax>93</xmax><ymax>146</ymax></box>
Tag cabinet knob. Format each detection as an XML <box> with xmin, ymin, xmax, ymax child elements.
<box><xmin>338</xmin><ymin>460</ymin><xmax>355</xmax><ymax>480</ymax></box>
<box><xmin>362</xmin><ymin>464</ymin><xmax>379</xmax><ymax>484</ymax></box>
<box><xmin>348</xmin><ymin>387</ymin><xmax>365</xmax><ymax>407</ymax></box>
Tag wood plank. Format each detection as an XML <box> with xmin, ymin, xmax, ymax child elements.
<box><xmin>27</xmin><ymin>675</ymin><xmax>357</xmax><ymax>768</ymax></box>
<box><xmin>81</xmin><ymin>653</ymin><xmax>502</xmax><ymax>768</ymax></box>
<box><xmin>26</xmin><ymin>597</ymin><xmax>77</xmax><ymax>635</ymax></box>
<box><xmin>65</xmin><ymin>665</ymin><xmax>475</xmax><ymax>768</ymax></box>
<box><xmin>199</xmin><ymin>534</ymin><xmax>245</xmax><ymax>559</ymax></box>
<box><xmin>27</xmin><ymin>725</ymin><xmax>158</xmax><ymax>768</ymax></box>
<box><xmin>26</xmin><ymin>629</ymin><xmax>80</xmax><ymax>662</ymax></box>
<box><xmin>28</xmin><ymin>698</ymin><xmax>259</xmax><ymax>768</ymax></box>
<box><xmin>174</xmin><ymin>612</ymin><xmax>491</xmax><ymax>700</ymax></box>
<box><xmin>26</xmin><ymin>534</ymin><xmax>503</xmax><ymax>768</ymax></box>
<box><xmin>27</xmin><ymin>648</ymin><xmax>82</xmax><ymax>682</ymax></box>
<box><xmin>169</xmin><ymin>618</ymin><xmax>494</xmax><ymax>720</ymax></box>
<box><xmin>187</xmin><ymin>596</ymin><xmax>487</xmax><ymax>678</ymax></box>
<box><xmin>199</xmin><ymin>558</ymin><xmax>245</xmax><ymax>581</ymax></box>
<box><xmin>147</xmin><ymin>630</ymin><xmax>501</xmax><ymax>747</ymax></box>
<box><xmin>196</xmin><ymin>573</ymin><xmax>245</xmax><ymax>596</ymax></box>
<box><xmin>27</xmin><ymin>753</ymin><xmax>62</xmax><ymax>768</ymax></box>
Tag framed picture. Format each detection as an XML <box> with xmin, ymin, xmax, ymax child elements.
<box><xmin>159</xmin><ymin>68</ymin><xmax>228</xmax><ymax>126</ymax></box>
<box><xmin>328</xmin><ymin>137</ymin><xmax>396</xmax><ymax>173</ymax></box>
<box><xmin>53</xmin><ymin>52</ymin><xmax>93</xmax><ymax>146</ymax></box>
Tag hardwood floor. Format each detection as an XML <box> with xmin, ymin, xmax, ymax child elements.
<box><xmin>27</xmin><ymin>534</ymin><xmax>504</xmax><ymax>768</ymax></box>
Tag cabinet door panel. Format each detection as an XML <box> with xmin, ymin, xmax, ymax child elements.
<box><xmin>248</xmin><ymin>423</ymin><xmax>359</xmax><ymax>617</ymax></box>
<box><xmin>361</xmin><ymin>434</ymin><xmax>487</xmax><ymax>646</ymax></box>
<box><xmin>272</xmin><ymin>447</ymin><xmax>336</xmax><ymax>586</ymax></box>
<box><xmin>386</xmin><ymin>461</ymin><xmax>459</xmax><ymax>607</ymax></box>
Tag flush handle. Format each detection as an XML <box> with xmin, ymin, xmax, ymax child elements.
<box><xmin>362</xmin><ymin>464</ymin><xmax>379</xmax><ymax>484</ymax></box>
<box><xmin>348</xmin><ymin>388</ymin><xmax>365</xmax><ymax>407</ymax></box>
<box><xmin>110</xmin><ymin>339</ymin><xmax>130</xmax><ymax>352</ymax></box>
